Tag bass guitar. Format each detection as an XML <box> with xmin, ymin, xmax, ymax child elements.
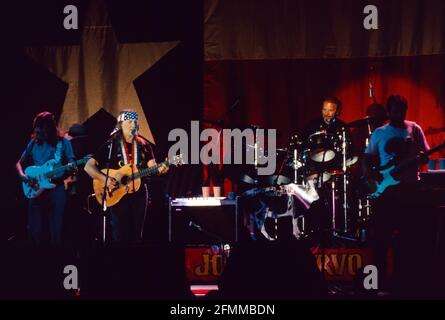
<box><xmin>368</xmin><ymin>141</ymin><xmax>445</xmax><ymax>199</ymax></box>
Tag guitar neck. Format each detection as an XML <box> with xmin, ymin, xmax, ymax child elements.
<box><xmin>47</xmin><ymin>158</ymin><xmax>88</xmax><ymax>178</ymax></box>
<box><xmin>394</xmin><ymin>141</ymin><xmax>445</xmax><ymax>175</ymax></box>
<box><xmin>426</xmin><ymin>142</ymin><xmax>445</xmax><ymax>157</ymax></box>
<box><xmin>132</xmin><ymin>160</ymin><xmax>170</xmax><ymax>180</ymax></box>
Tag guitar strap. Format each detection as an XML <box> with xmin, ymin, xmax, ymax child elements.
<box><xmin>23</xmin><ymin>140</ymin><xmax>35</xmax><ymax>165</ymax></box>
<box><xmin>54</xmin><ymin>140</ymin><xmax>63</xmax><ymax>164</ymax></box>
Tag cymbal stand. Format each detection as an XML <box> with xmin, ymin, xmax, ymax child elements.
<box><xmin>342</xmin><ymin>129</ymin><xmax>349</xmax><ymax>233</ymax></box>
<box><xmin>293</xmin><ymin>148</ymin><xmax>299</xmax><ymax>184</ymax></box>
<box><xmin>254</xmin><ymin>128</ymin><xmax>258</xmax><ymax>174</ymax></box>
<box><xmin>331</xmin><ymin>178</ymin><xmax>337</xmax><ymax>236</ymax></box>
<box><xmin>357</xmin><ymin>124</ymin><xmax>373</xmax><ymax>224</ymax></box>
<box><xmin>367</xmin><ymin>122</ymin><xmax>372</xmax><ymax>141</ymax></box>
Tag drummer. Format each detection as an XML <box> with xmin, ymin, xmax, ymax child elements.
<box><xmin>302</xmin><ymin>97</ymin><xmax>347</xmax><ymax>142</ymax></box>
<box><xmin>300</xmin><ymin>97</ymin><xmax>353</xmax><ymax>185</ymax></box>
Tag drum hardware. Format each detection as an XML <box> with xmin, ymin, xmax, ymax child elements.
<box><xmin>254</xmin><ymin>131</ymin><xmax>258</xmax><ymax>169</ymax></box>
<box><xmin>341</xmin><ymin>129</ymin><xmax>349</xmax><ymax>233</ymax></box>
<box><xmin>356</xmin><ymin>117</ymin><xmax>376</xmax><ymax>227</ymax></box>
<box><xmin>331</xmin><ymin>178</ymin><xmax>337</xmax><ymax>235</ymax></box>
<box><xmin>282</xmin><ymin>183</ymin><xmax>320</xmax><ymax>209</ymax></box>
<box><xmin>240</xmin><ymin>174</ymin><xmax>292</xmax><ymax>188</ymax></box>
<box><xmin>260</xmin><ymin>198</ymin><xmax>295</xmax><ymax>241</ymax></box>
<box><xmin>307</xmin><ymin>131</ymin><xmax>337</xmax><ymax>163</ymax></box>
<box><xmin>358</xmin><ymin>198</ymin><xmax>372</xmax><ymax>222</ymax></box>
<box><xmin>293</xmin><ymin>148</ymin><xmax>299</xmax><ymax>184</ymax></box>
<box><xmin>239</xmin><ymin>112</ymin><xmax>387</xmax><ymax>242</ymax></box>
<box><xmin>294</xmin><ymin>215</ymin><xmax>305</xmax><ymax>239</ymax></box>
<box><xmin>346</xmin><ymin>115</ymin><xmax>386</xmax><ymax>129</ymax></box>
<box><xmin>288</xmin><ymin>134</ymin><xmax>304</xmax><ymax>184</ymax></box>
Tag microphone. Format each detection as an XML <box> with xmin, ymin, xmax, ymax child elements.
<box><xmin>109</xmin><ymin>128</ymin><xmax>120</xmax><ymax>137</ymax></box>
<box><xmin>368</xmin><ymin>80</ymin><xmax>373</xmax><ymax>98</ymax></box>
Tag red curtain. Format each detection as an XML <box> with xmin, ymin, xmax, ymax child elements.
<box><xmin>204</xmin><ymin>55</ymin><xmax>445</xmax><ymax>192</ymax></box>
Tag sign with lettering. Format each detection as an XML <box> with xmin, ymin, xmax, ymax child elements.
<box><xmin>185</xmin><ymin>247</ymin><xmax>393</xmax><ymax>282</ymax></box>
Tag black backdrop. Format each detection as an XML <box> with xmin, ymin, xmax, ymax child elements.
<box><xmin>1</xmin><ymin>0</ymin><xmax>204</xmax><ymax>242</ymax></box>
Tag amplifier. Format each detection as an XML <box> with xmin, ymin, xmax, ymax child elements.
<box><xmin>420</xmin><ymin>172</ymin><xmax>445</xmax><ymax>207</ymax></box>
<box><xmin>421</xmin><ymin>171</ymin><xmax>445</xmax><ymax>188</ymax></box>
<box><xmin>169</xmin><ymin>197</ymin><xmax>239</xmax><ymax>244</ymax></box>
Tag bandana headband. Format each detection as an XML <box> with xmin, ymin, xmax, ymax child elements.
<box><xmin>117</xmin><ymin>111</ymin><xmax>138</xmax><ymax>123</ymax></box>
<box><xmin>116</xmin><ymin>111</ymin><xmax>139</xmax><ymax>166</ymax></box>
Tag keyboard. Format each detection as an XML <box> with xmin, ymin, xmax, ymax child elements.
<box><xmin>170</xmin><ymin>197</ymin><xmax>236</xmax><ymax>207</ymax></box>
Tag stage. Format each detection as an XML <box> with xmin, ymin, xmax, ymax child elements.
<box><xmin>3</xmin><ymin>0</ymin><xmax>445</xmax><ymax>302</ymax></box>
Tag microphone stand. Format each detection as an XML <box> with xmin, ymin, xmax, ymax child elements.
<box><xmin>189</xmin><ymin>221</ymin><xmax>225</xmax><ymax>243</ymax></box>
<box><xmin>100</xmin><ymin>133</ymin><xmax>116</xmax><ymax>245</ymax></box>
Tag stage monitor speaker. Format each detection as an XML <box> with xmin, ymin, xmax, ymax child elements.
<box><xmin>169</xmin><ymin>197</ymin><xmax>239</xmax><ymax>244</ymax></box>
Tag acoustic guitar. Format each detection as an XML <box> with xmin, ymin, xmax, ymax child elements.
<box><xmin>93</xmin><ymin>154</ymin><xmax>184</xmax><ymax>207</ymax></box>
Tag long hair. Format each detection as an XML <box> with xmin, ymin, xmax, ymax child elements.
<box><xmin>31</xmin><ymin>111</ymin><xmax>63</xmax><ymax>146</ymax></box>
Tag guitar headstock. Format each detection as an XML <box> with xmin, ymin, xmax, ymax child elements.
<box><xmin>168</xmin><ymin>154</ymin><xmax>185</xmax><ymax>167</ymax></box>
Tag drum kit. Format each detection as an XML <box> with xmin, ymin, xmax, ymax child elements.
<box><xmin>240</xmin><ymin>117</ymin><xmax>379</xmax><ymax>242</ymax></box>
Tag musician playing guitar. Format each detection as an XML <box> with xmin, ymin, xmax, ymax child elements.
<box><xmin>84</xmin><ymin>110</ymin><xmax>168</xmax><ymax>244</ymax></box>
<box><xmin>16</xmin><ymin>111</ymin><xmax>76</xmax><ymax>246</ymax></box>
<box><xmin>363</xmin><ymin>95</ymin><xmax>430</xmax><ymax>295</ymax></box>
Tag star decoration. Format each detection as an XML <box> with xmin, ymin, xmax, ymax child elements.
<box><xmin>26</xmin><ymin>0</ymin><xmax>179</xmax><ymax>143</ymax></box>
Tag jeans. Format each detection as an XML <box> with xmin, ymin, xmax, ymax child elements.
<box><xmin>27</xmin><ymin>184</ymin><xmax>66</xmax><ymax>246</ymax></box>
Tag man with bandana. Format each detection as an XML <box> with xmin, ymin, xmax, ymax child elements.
<box><xmin>85</xmin><ymin>110</ymin><xmax>168</xmax><ymax>244</ymax></box>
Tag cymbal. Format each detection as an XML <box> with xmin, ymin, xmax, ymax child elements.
<box><xmin>240</xmin><ymin>174</ymin><xmax>291</xmax><ymax>186</ymax></box>
<box><xmin>261</xmin><ymin>175</ymin><xmax>291</xmax><ymax>186</ymax></box>
<box><xmin>346</xmin><ymin>155</ymin><xmax>358</xmax><ymax>167</ymax></box>
<box><xmin>243</xmin><ymin>145</ymin><xmax>288</xmax><ymax>156</ymax></box>
<box><xmin>240</xmin><ymin>174</ymin><xmax>257</xmax><ymax>185</ymax></box>
<box><xmin>347</xmin><ymin>115</ymin><xmax>387</xmax><ymax>128</ymax></box>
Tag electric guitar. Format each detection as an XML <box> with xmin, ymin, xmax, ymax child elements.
<box><xmin>22</xmin><ymin>156</ymin><xmax>91</xmax><ymax>199</ymax></box>
<box><xmin>368</xmin><ymin>141</ymin><xmax>445</xmax><ymax>199</ymax></box>
<box><xmin>92</xmin><ymin>154</ymin><xmax>184</xmax><ymax>207</ymax></box>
